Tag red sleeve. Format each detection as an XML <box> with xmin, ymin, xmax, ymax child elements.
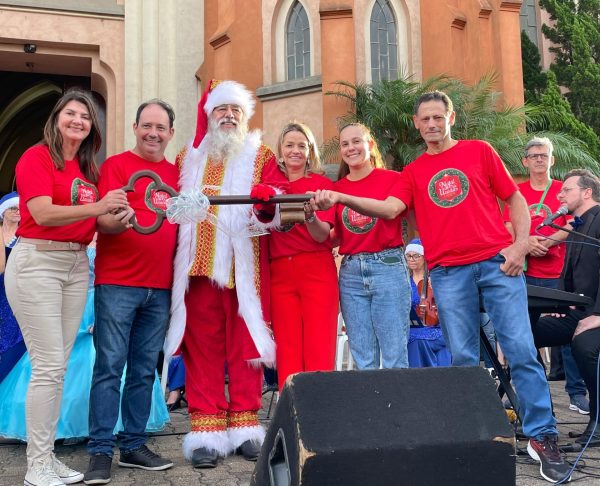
<box><xmin>316</xmin><ymin>175</ymin><xmax>336</xmax><ymax>226</ymax></box>
<box><xmin>97</xmin><ymin>157</ymin><xmax>125</xmax><ymax>197</ymax></box>
<box><xmin>484</xmin><ymin>143</ymin><xmax>518</xmax><ymax>201</ymax></box>
<box><xmin>16</xmin><ymin>145</ymin><xmax>54</xmax><ymax>202</ymax></box>
<box><xmin>259</xmin><ymin>154</ymin><xmax>289</xmax><ymax>191</ymax></box>
<box><xmin>390</xmin><ymin>167</ymin><xmax>413</xmax><ymax>208</ymax></box>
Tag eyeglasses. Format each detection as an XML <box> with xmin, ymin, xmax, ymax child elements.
<box><xmin>558</xmin><ymin>186</ymin><xmax>577</xmax><ymax>194</ymax></box>
<box><xmin>526</xmin><ymin>153</ymin><xmax>550</xmax><ymax>161</ymax></box>
<box><xmin>5</xmin><ymin>206</ymin><xmax>19</xmax><ymax>211</ymax></box>
<box><xmin>405</xmin><ymin>253</ymin><xmax>423</xmax><ymax>261</ymax></box>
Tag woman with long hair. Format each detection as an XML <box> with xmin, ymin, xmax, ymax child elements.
<box><xmin>268</xmin><ymin>122</ymin><xmax>339</xmax><ymax>390</ymax></box>
<box><xmin>324</xmin><ymin>123</ymin><xmax>411</xmax><ymax>370</ymax></box>
<box><xmin>5</xmin><ymin>89</ymin><xmax>128</xmax><ymax>486</ymax></box>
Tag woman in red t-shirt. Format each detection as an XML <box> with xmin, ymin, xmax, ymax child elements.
<box><xmin>4</xmin><ymin>89</ymin><xmax>128</xmax><ymax>486</ymax></box>
<box><xmin>329</xmin><ymin>123</ymin><xmax>411</xmax><ymax>370</ymax></box>
<box><xmin>268</xmin><ymin>122</ymin><xmax>339</xmax><ymax>391</ymax></box>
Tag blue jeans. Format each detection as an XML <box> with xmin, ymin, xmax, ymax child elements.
<box><xmin>339</xmin><ymin>248</ymin><xmax>411</xmax><ymax>370</ymax></box>
<box><xmin>88</xmin><ymin>284</ymin><xmax>170</xmax><ymax>455</ymax></box>
<box><xmin>430</xmin><ymin>254</ymin><xmax>557</xmax><ymax>439</ymax></box>
<box><xmin>526</xmin><ymin>275</ymin><xmax>587</xmax><ymax>398</ymax></box>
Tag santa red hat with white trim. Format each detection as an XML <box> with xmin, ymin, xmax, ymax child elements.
<box><xmin>192</xmin><ymin>79</ymin><xmax>256</xmax><ymax>148</ymax></box>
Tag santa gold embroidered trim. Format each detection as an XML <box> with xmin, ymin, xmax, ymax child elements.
<box><xmin>190</xmin><ymin>158</ymin><xmax>225</xmax><ymax>278</ymax></box>
<box><xmin>227</xmin><ymin>410</ymin><xmax>259</xmax><ymax>428</ymax></box>
<box><xmin>190</xmin><ymin>411</ymin><xmax>227</xmax><ymax>432</ymax></box>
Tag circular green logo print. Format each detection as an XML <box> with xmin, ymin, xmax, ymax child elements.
<box><xmin>71</xmin><ymin>178</ymin><xmax>98</xmax><ymax>205</ymax></box>
<box><xmin>342</xmin><ymin>207</ymin><xmax>376</xmax><ymax>234</ymax></box>
<box><xmin>528</xmin><ymin>203</ymin><xmax>551</xmax><ymax>220</ymax></box>
<box><xmin>428</xmin><ymin>169</ymin><xmax>469</xmax><ymax>208</ymax></box>
<box><xmin>145</xmin><ymin>182</ymin><xmax>170</xmax><ymax>215</ymax></box>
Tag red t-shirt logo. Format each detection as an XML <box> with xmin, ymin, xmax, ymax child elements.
<box><xmin>145</xmin><ymin>182</ymin><xmax>170</xmax><ymax>214</ymax></box>
<box><xmin>342</xmin><ymin>207</ymin><xmax>376</xmax><ymax>234</ymax></box>
<box><xmin>528</xmin><ymin>204</ymin><xmax>550</xmax><ymax>220</ymax></box>
<box><xmin>71</xmin><ymin>178</ymin><xmax>99</xmax><ymax>205</ymax></box>
<box><xmin>428</xmin><ymin>169</ymin><xmax>470</xmax><ymax>208</ymax></box>
<box><xmin>436</xmin><ymin>174</ymin><xmax>462</xmax><ymax>201</ymax></box>
<box><xmin>150</xmin><ymin>190</ymin><xmax>169</xmax><ymax>211</ymax></box>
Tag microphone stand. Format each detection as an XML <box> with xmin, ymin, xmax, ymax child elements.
<box><xmin>543</xmin><ymin>222</ymin><xmax>600</xmax><ymax>244</ymax></box>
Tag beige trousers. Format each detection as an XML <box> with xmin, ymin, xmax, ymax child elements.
<box><xmin>5</xmin><ymin>241</ymin><xmax>88</xmax><ymax>463</ymax></box>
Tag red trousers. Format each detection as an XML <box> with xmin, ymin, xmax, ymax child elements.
<box><xmin>270</xmin><ymin>251</ymin><xmax>339</xmax><ymax>390</ymax></box>
<box><xmin>182</xmin><ymin>277</ymin><xmax>262</xmax><ymax>426</ymax></box>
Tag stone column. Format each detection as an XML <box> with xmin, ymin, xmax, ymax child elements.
<box><xmin>124</xmin><ymin>0</ymin><xmax>204</xmax><ymax>160</ymax></box>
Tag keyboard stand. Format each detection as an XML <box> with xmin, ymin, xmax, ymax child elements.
<box><xmin>480</xmin><ymin>328</ymin><xmax>523</xmax><ymax>425</ymax></box>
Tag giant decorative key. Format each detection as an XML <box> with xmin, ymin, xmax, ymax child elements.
<box><xmin>122</xmin><ymin>170</ymin><xmax>312</xmax><ymax>234</ymax></box>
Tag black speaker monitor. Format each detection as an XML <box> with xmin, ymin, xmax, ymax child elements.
<box><xmin>251</xmin><ymin>367</ymin><xmax>515</xmax><ymax>486</ymax></box>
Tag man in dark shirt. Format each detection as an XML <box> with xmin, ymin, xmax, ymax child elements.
<box><xmin>533</xmin><ymin>169</ymin><xmax>600</xmax><ymax>445</ymax></box>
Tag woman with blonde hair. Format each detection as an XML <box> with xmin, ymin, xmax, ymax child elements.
<box><xmin>268</xmin><ymin>122</ymin><xmax>339</xmax><ymax>390</ymax></box>
<box><xmin>5</xmin><ymin>89</ymin><xmax>128</xmax><ymax>486</ymax></box>
<box><xmin>319</xmin><ymin>122</ymin><xmax>411</xmax><ymax>370</ymax></box>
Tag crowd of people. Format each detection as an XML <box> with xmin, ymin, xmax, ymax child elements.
<box><xmin>1</xmin><ymin>81</ymin><xmax>599</xmax><ymax>486</ymax></box>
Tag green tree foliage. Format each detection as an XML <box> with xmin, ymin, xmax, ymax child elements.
<box><xmin>532</xmin><ymin>70</ymin><xmax>600</xmax><ymax>166</ymax></box>
<box><xmin>539</xmin><ymin>0</ymin><xmax>600</xmax><ymax>133</ymax></box>
<box><xmin>323</xmin><ymin>73</ymin><xmax>600</xmax><ymax>178</ymax></box>
<box><xmin>521</xmin><ymin>31</ymin><xmax>547</xmax><ymax>103</ymax></box>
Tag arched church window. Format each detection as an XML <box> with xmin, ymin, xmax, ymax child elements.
<box><xmin>286</xmin><ymin>1</ymin><xmax>311</xmax><ymax>80</ymax></box>
<box><xmin>370</xmin><ymin>0</ymin><xmax>399</xmax><ymax>83</ymax></box>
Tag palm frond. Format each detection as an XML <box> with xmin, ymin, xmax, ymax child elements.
<box><xmin>323</xmin><ymin>73</ymin><xmax>598</xmax><ymax>177</ymax></box>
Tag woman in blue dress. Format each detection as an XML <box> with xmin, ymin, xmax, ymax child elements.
<box><xmin>0</xmin><ymin>192</ymin><xmax>25</xmax><ymax>383</ymax></box>
<box><xmin>0</xmin><ymin>243</ymin><xmax>169</xmax><ymax>441</ymax></box>
<box><xmin>405</xmin><ymin>239</ymin><xmax>452</xmax><ymax>368</ymax></box>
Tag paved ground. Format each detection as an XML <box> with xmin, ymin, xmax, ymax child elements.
<box><xmin>1</xmin><ymin>378</ymin><xmax>598</xmax><ymax>485</ymax></box>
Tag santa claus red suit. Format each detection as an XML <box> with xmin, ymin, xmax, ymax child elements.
<box><xmin>165</xmin><ymin>80</ymin><xmax>284</xmax><ymax>464</ymax></box>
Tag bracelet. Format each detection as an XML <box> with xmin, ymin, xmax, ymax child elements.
<box><xmin>305</xmin><ymin>213</ymin><xmax>316</xmax><ymax>224</ymax></box>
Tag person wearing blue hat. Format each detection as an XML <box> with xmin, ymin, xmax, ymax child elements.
<box><xmin>404</xmin><ymin>238</ymin><xmax>451</xmax><ymax>368</ymax></box>
<box><xmin>0</xmin><ymin>191</ymin><xmax>25</xmax><ymax>383</ymax></box>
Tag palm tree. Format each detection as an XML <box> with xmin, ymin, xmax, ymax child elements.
<box><xmin>323</xmin><ymin>73</ymin><xmax>600</xmax><ymax>179</ymax></box>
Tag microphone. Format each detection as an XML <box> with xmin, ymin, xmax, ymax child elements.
<box><xmin>536</xmin><ymin>205</ymin><xmax>568</xmax><ymax>229</ymax></box>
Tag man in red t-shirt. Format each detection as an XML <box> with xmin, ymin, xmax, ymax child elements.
<box><xmin>312</xmin><ymin>91</ymin><xmax>571</xmax><ymax>484</ymax></box>
<box><xmin>85</xmin><ymin>100</ymin><xmax>179</xmax><ymax>484</ymax></box>
<box><xmin>505</xmin><ymin>137</ymin><xmax>589</xmax><ymax>415</ymax></box>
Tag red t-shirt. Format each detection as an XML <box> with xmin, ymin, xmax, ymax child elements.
<box><xmin>394</xmin><ymin>140</ymin><xmax>517</xmax><ymax>269</ymax></box>
<box><xmin>269</xmin><ymin>173</ymin><xmax>335</xmax><ymax>259</ymax></box>
<box><xmin>503</xmin><ymin>180</ymin><xmax>567</xmax><ymax>278</ymax></box>
<box><xmin>16</xmin><ymin>144</ymin><xmax>99</xmax><ymax>244</ymax></box>
<box><xmin>334</xmin><ymin>168</ymin><xmax>405</xmax><ymax>255</ymax></box>
<box><xmin>94</xmin><ymin>151</ymin><xmax>179</xmax><ymax>289</ymax></box>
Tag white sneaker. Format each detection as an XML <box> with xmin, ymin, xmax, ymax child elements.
<box><xmin>24</xmin><ymin>456</ymin><xmax>65</xmax><ymax>486</ymax></box>
<box><xmin>51</xmin><ymin>454</ymin><xmax>84</xmax><ymax>484</ymax></box>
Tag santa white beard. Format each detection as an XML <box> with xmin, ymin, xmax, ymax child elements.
<box><xmin>207</xmin><ymin>117</ymin><xmax>249</xmax><ymax>161</ymax></box>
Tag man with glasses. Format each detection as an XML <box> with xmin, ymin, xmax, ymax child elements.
<box><xmin>504</xmin><ymin>138</ymin><xmax>589</xmax><ymax>416</ymax></box>
<box><xmin>532</xmin><ymin>169</ymin><xmax>600</xmax><ymax>446</ymax></box>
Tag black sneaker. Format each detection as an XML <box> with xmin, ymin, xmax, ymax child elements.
<box><xmin>527</xmin><ymin>436</ymin><xmax>572</xmax><ymax>483</ymax></box>
<box><xmin>118</xmin><ymin>445</ymin><xmax>173</xmax><ymax>471</ymax></box>
<box><xmin>83</xmin><ymin>454</ymin><xmax>112</xmax><ymax>485</ymax></box>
